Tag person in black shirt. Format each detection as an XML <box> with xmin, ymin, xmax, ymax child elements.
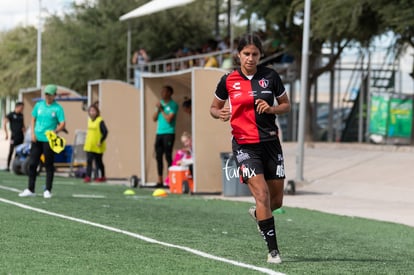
<box><xmin>210</xmin><ymin>34</ymin><xmax>290</xmax><ymax>264</ymax></box>
<box><xmin>3</xmin><ymin>102</ymin><xmax>25</xmax><ymax>171</ymax></box>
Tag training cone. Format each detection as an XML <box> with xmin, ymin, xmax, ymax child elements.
<box><xmin>123</xmin><ymin>189</ymin><xmax>136</xmax><ymax>195</ymax></box>
<box><xmin>152</xmin><ymin>188</ymin><xmax>168</xmax><ymax>197</ymax></box>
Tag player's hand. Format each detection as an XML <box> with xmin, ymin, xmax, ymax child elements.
<box><xmin>255</xmin><ymin>99</ymin><xmax>272</xmax><ymax>114</ymax></box>
<box><xmin>155</xmin><ymin>102</ymin><xmax>164</xmax><ymax>112</ymax></box>
<box><xmin>219</xmin><ymin>106</ymin><xmax>231</xmax><ymax>122</ymax></box>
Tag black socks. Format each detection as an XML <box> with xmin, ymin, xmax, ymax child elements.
<box><xmin>258</xmin><ymin>216</ymin><xmax>279</xmax><ymax>253</ymax></box>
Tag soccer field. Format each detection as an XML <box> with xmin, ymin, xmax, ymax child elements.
<box><xmin>1</xmin><ymin>171</ymin><xmax>413</xmax><ymax>274</ymax></box>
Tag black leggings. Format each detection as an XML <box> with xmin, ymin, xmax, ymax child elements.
<box><xmin>28</xmin><ymin>141</ymin><xmax>55</xmax><ymax>192</ymax></box>
<box><xmin>154</xmin><ymin>134</ymin><xmax>175</xmax><ymax>177</ymax></box>
<box><xmin>7</xmin><ymin>144</ymin><xmax>16</xmax><ymax>169</ymax></box>
<box><xmin>86</xmin><ymin>152</ymin><xmax>105</xmax><ymax>178</ymax></box>
<box><xmin>7</xmin><ymin>136</ymin><xmax>23</xmax><ymax>168</ymax></box>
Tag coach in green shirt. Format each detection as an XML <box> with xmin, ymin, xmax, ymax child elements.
<box><xmin>19</xmin><ymin>84</ymin><xmax>66</xmax><ymax>199</ymax></box>
<box><xmin>152</xmin><ymin>85</ymin><xmax>179</xmax><ymax>187</ymax></box>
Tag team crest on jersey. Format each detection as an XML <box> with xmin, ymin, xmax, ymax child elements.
<box><xmin>258</xmin><ymin>78</ymin><xmax>269</xmax><ymax>88</ymax></box>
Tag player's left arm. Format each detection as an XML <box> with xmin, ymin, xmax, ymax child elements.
<box><xmin>55</xmin><ymin>107</ymin><xmax>66</xmax><ymax>133</ymax></box>
<box><xmin>274</xmin><ymin>92</ymin><xmax>291</xmax><ymax>115</ymax></box>
<box><xmin>257</xmin><ymin>92</ymin><xmax>290</xmax><ymax>115</ymax></box>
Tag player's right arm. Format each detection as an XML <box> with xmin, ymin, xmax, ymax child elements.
<box><xmin>3</xmin><ymin>116</ymin><xmax>9</xmax><ymax>140</ymax></box>
<box><xmin>30</xmin><ymin>116</ymin><xmax>37</xmax><ymax>142</ymax></box>
<box><xmin>210</xmin><ymin>98</ymin><xmax>231</xmax><ymax>122</ymax></box>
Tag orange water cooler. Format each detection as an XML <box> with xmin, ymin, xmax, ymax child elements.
<box><xmin>168</xmin><ymin>166</ymin><xmax>193</xmax><ymax>194</ymax></box>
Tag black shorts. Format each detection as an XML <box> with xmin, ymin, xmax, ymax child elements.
<box><xmin>232</xmin><ymin>138</ymin><xmax>286</xmax><ymax>182</ymax></box>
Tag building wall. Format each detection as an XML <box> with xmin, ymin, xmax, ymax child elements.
<box><xmin>88</xmin><ymin>80</ymin><xmax>141</xmax><ymax>179</ymax></box>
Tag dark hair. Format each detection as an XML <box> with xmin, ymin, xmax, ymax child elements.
<box><xmin>237</xmin><ymin>34</ymin><xmax>264</xmax><ymax>55</ymax></box>
<box><xmin>88</xmin><ymin>104</ymin><xmax>100</xmax><ymax>116</ymax></box>
<box><xmin>164</xmin><ymin>85</ymin><xmax>174</xmax><ymax>95</ymax></box>
<box><xmin>182</xmin><ymin>97</ymin><xmax>191</xmax><ymax>108</ymax></box>
<box><xmin>15</xmin><ymin>102</ymin><xmax>24</xmax><ymax>107</ymax></box>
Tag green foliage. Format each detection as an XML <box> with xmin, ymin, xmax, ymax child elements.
<box><xmin>129</xmin><ymin>0</ymin><xmax>217</xmax><ymax>58</ymax></box>
<box><xmin>0</xmin><ymin>27</ymin><xmax>37</xmax><ymax>97</ymax></box>
<box><xmin>371</xmin><ymin>0</ymin><xmax>414</xmax><ymax>49</ymax></box>
<box><xmin>0</xmin><ymin>0</ymin><xmax>217</xmax><ymax>96</ymax></box>
<box><xmin>1</xmin><ymin>0</ymin><xmax>413</xmax><ymax>99</ymax></box>
<box><xmin>41</xmin><ymin>0</ymin><xmax>141</xmax><ymax>94</ymax></box>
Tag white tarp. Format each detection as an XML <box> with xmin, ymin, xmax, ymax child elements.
<box><xmin>119</xmin><ymin>0</ymin><xmax>195</xmax><ymax>21</ymax></box>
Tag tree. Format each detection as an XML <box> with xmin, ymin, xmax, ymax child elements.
<box><xmin>0</xmin><ymin>27</ymin><xmax>37</xmax><ymax>97</ymax></box>
<box><xmin>372</xmin><ymin>0</ymin><xmax>414</xmax><ymax>49</ymax></box>
<box><xmin>128</xmin><ymin>0</ymin><xmax>219</xmax><ymax>59</ymax></box>
<box><xmin>1</xmin><ymin>0</ymin><xmax>219</xmax><ymax>96</ymax></box>
<box><xmin>238</xmin><ymin>0</ymin><xmax>389</xmax><ymax>140</ymax></box>
<box><xmin>41</xmin><ymin>0</ymin><xmax>144</xmax><ymax>93</ymax></box>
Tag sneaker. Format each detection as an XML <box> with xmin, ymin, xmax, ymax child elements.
<box><xmin>83</xmin><ymin>176</ymin><xmax>91</xmax><ymax>183</ymax></box>
<box><xmin>43</xmin><ymin>190</ymin><xmax>52</xmax><ymax>199</ymax></box>
<box><xmin>19</xmin><ymin>189</ymin><xmax>36</xmax><ymax>197</ymax></box>
<box><xmin>267</xmin><ymin>250</ymin><xmax>282</xmax><ymax>264</ymax></box>
<box><xmin>94</xmin><ymin>177</ymin><xmax>106</xmax><ymax>183</ymax></box>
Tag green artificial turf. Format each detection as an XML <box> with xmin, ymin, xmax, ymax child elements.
<box><xmin>1</xmin><ymin>171</ymin><xmax>413</xmax><ymax>274</ymax></box>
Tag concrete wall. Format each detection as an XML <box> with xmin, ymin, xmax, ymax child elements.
<box><xmin>192</xmin><ymin>68</ymin><xmax>232</xmax><ymax>193</ymax></box>
<box><xmin>142</xmin><ymin>73</ymin><xmax>192</xmax><ymax>184</ymax></box>
<box><xmin>141</xmin><ymin>68</ymin><xmax>232</xmax><ymax>193</ymax></box>
<box><xmin>88</xmin><ymin>80</ymin><xmax>141</xmax><ymax>179</ymax></box>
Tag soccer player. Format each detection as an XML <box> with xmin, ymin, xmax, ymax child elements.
<box><xmin>210</xmin><ymin>33</ymin><xmax>291</xmax><ymax>264</ymax></box>
<box><xmin>3</xmin><ymin>102</ymin><xmax>25</xmax><ymax>171</ymax></box>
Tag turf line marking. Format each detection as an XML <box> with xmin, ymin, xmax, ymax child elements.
<box><xmin>0</xmin><ymin>185</ymin><xmax>21</xmax><ymax>193</ymax></box>
<box><xmin>0</xmin><ymin>197</ymin><xmax>284</xmax><ymax>275</ymax></box>
<box><xmin>72</xmin><ymin>194</ymin><xmax>106</xmax><ymax>199</ymax></box>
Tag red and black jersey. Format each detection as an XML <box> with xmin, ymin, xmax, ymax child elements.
<box><xmin>214</xmin><ymin>66</ymin><xmax>286</xmax><ymax>144</ymax></box>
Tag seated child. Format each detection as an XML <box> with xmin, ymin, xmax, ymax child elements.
<box><xmin>165</xmin><ymin>132</ymin><xmax>193</xmax><ymax>185</ymax></box>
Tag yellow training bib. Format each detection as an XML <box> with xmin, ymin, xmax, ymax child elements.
<box><xmin>45</xmin><ymin>130</ymin><xmax>66</xmax><ymax>153</ymax></box>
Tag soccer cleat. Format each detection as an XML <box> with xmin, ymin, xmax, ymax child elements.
<box><xmin>248</xmin><ymin>206</ymin><xmax>261</xmax><ymax>232</ymax></box>
<box><xmin>248</xmin><ymin>206</ymin><xmax>257</xmax><ymax>221</ymax></box>
<box><xmin>267</xmin><ymin>250</ymin><xmax>282</xmax><ymax>264</ymax></box>
<box><xmin>43</xmin><ymin>190</ymin><xmax>52</xmax><ymax>199</ymax></box>
<box><xmin>83</xmin><ymin>176</ymin><xmax>91</xmax><ymax>183</ymax></box>
<box><xmin>19</xmin><ymin>189</ymin><xmax>36</xmax><ymax>197</ymax></box>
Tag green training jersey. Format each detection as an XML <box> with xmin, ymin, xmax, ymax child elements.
<box><xmin>32</xmin><ymin>100</ymin><xmax>65</xmax><ymax>142</ymax></box>
<box><xmin>156</xmin><ymin>99</ymin><xmax>178</xmax><ymax>134</ymax></box>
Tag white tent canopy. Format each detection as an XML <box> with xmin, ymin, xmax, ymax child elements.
<box><xmin>119</xmin><ymin>0</ymin><xmax>195</xmax><ymax>21</ymax></box>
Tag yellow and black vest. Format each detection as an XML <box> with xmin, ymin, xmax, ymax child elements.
<box><xmin>84</xmin><ymin>116</ymin><xmax>106</xmax><ymax>154</ymax></box>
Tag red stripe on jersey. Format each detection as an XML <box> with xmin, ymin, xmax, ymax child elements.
<box><xmin>226</xmin><ymin>71</ymin><xmax>260</xmax><ymax>143</ymax></box>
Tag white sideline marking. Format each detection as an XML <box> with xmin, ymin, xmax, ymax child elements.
<box><xmin>0</xmin><ymin>197</ymin><xmax>284</xmax><ymax>275</ymax></box>
<box><xmin>0</xmin><ymin>185</ymin><xmax>22</xmax><ymax>193</ymax></box>
<box><xmin>72</xmin><ymin>194</ymin><xmax>106</xmax><ymax>199</ymax></box>
<box><xmin>0</xmin><ymin>185</ymin><xmax>106</xmax><ymax>199</ymax></box>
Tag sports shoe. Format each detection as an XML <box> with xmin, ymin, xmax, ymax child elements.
<box><xmin>248</xmin><ymin>206</ymin><xmax>257</xmax><ymax>221</ymax></box>
<box><xmin>94</xmin><ymin>177</ymin><xmax>106</xmax><ymax>183</ymax></box>
<box><xmin>83</xmin><ymin>176</ymin><xmax>91</xmax><ymax>183</ymax></box>
<box><xmin>43</xmin><ymin>190</ymin><xmax>52</xmax><ymax>199</ymax></box>
<box><xmin>248</xmin><ymin>206</ymin><xmax>261</xmax><ymax>232</ymax></box>
<box><xmin>19</xmin><ymin>189</ymin><xmax>36</xmax><ymax>197</ymax></box>
<box><xmin>267</xmin><ymin>250</ymin><xmax>282</xmax><ymax>264</ymax></box>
